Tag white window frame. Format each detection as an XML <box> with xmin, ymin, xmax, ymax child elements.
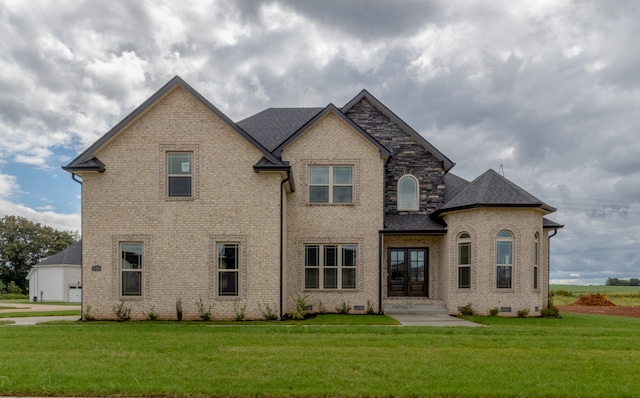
<box><xmin>120</xmin><ymin>242</ymin><xmax>143</xmax><ymax>297</ymax></box>
<box><xmin>167</xmin><ymin>152</ymin><xmax>193</xmax><ymax>198</ymax></box>
<box><xmin>304</xmin><ymin>243</ymin><xmax>357</xmax><ymax>290</ymax></box>
<box><xmin>496</xmin><ymin>230</ymin><xmax>514</xmax><ymax>289</ymax></box>
<box><xmin>217</xmin><ymin>243</ymin><xmax>240</xmax><ymax>297</ymax></box>
<box><xmin>397</xmin><ymin>174</ymin><xmax>419</xmax><ymax>211</ymax></box>
<box><xmin>457</xmin><ymin>233</ymin><xmax>472</xmax><ymax>289</ymax></box>
<box><xmin>308</xmin><ymin>165</ymin><xmax>353</xmax><ymax>204</ymax></box>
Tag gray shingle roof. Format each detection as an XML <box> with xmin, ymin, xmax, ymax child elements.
<box><xmin>443</xmin><ymin>172</ymin><xmax>469</xmax><ymax>204</ymax></box>
<box><xmin>238</xmin><ymin>108</ymin><xmax>323</xmax><ymax>151</ymax></box>
<box><xmin>383</xmin><ymin>214</ymin><xmax>445</xmax><ymax>233</ymax></box>
<box><xmin>39</xmin><ymin>241</ymin><xmax>82</xmax><ymax>266</ymax></box>
<box><xmin>436</xmin><ymin>169</ymin><xmax>556</xmax><ymax>214</ymax></box>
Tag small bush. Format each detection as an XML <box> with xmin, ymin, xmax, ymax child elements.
<box><xmin>366</xmin><ymin>299</ymin><xmax>376</xmax><ymax>315</ymax></box>
<box><xmin>196</xmin><ymin>297</ymin><xmax>212</xmax><ymax>321</ymax></box>
<box><xmin>316</xmin><ymin>301</ymin><xmax>327</xmax><ymax>314</ymax></box>
<box><xmin>259</xmin><ymin>303</ymin><xmax>278</xmax><ymax>320</ymax></box>
<box><xmin>517</xmin><ymin>309</ymin><xmax>530</xmax><ymax>318</ymax></box>
<box><xmin>489</xmin><ymin>307</ymin><xmax>499</xmax><ymax>317</ymax></box>
<box><xmin>0</xmin><ymin>293</ymin><xmax>28</xmax><ymax>300</ymax></box>
<box><xmin>7</xmin><ymin>281</ymin><xmax>22</xmax><ymax>295</ymax></box>
<box><xmin>175</xmin><ymin>297</ymin><xmax>183</xmax><ymax>321</ymax></box>
<box><xmin>459</xmin><ymin>303</ymin><xmax>474</xmax><ymax>316</ymax></box>
<box><xmin>290</xmin><ymin>293</ymin><xmax>309</xmax><ymax>320</ymax></box>
<box><xmin>146</xmin><ymin>305</ymin><xmax>159</xmax><ymax>321</ymax></box>
<box><xmin>541</xmin><ymin>305</ymin><xmax>560</xmax><ymax>318</ymax></box>
<box><xmin>83</xmin><ymin>305</ymin><xmax>95</xmax><ymax>321</ymax></box>
<box><xmin>234</xmin><ymin>301</ymin><xmax>246</xmax><ymax>321</ymax></box>
<box><xmin>336</xmin><ymin>300</ymin><xmax>351</xmax><ymax>314</ymax></box>
<box><xmin>112</xmin><ymin>301</ymin><xmax>131</xmax><ymax>321</ymax></box>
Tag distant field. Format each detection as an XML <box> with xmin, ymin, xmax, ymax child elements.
<box><xmin>550</xmin><ymin>285</ymin><xmax>640</xmax><ymax>306</ymax></box>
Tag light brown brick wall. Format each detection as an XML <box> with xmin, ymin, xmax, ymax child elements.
<box><xmin>281</xmin><ymin>112</ymin><xmax>386</xmax><ymax>314</ymax></box>
<box><xmin>79</xmin><ymin>86</ymin><xmax>282</xmax><ymax>320</ymax></box>
<box><xmin>442</xmin><ymin>208</ymin><xmax>550</xmax><ymax>316</ymax></box>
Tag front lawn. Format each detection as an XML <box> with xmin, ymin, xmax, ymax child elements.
<box><xmin>1</xmin><ymin>313</ymin><xmax>638</xmax><ymax>397</ymax></box>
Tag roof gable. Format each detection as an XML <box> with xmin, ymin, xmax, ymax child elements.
<box><xmin>38</xmin><ymin>241</ymin><xmax>82</xmax><ymax>266</ymax></box>
<box><xmin>342</xmin><ymin>89</ymin><xmax>455</xmax><ymax>172</ymax></box>
<box><xmin>272</xmin><ymin>104</ymin><xmax>391</xmax><ymax>158</ymax></box>
<box><xmin>436</xmin><ymin>169</ymin><xmax>556</xmax><ymax>214</ymax></box>
<box><xmin>64</xmin><ymin>76</ymin><xmax>284</xmax><ymax>173</ymax></box>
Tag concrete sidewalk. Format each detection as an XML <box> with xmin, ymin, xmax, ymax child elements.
<box><xmin>1</xmin><ymin>315</ymin><xmax>81</xmax><ymax>326</ymax></box>
<box><xmin>389</xmin><ymin>313</ymin><xmax>483</xmax><ymax>327</ymax></box>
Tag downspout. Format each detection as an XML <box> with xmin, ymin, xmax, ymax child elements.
<box><xmin>280</xmin><ymin>173</ymin><xmax>290</xmax><ymax>319</ymax></box>
<box><xmin>70</xmin><ymin>173</ymin><xmax>83</xmax><ymax>315</ymax></box>
<box><xmin>547</xmin><ymin>229</ymin><xmax>558</xmax><ymax>308</ymax></box>
<box><xmin>72</xmin><ymin>173</ymin><xmax>83</xmax><ymax>185</ymax></box>
<box><xmin>378</xmin><ymin>232</ymin><xmax>383</xmax><ymax>314</ymax></box>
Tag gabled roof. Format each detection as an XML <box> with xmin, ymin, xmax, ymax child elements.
<box><xmin>238</xmin><ymin>108</ymin><xmax>323</xmax><ymax>151</ymax></box>
<box><xmin>63</xmin><ymin>76</ymin><xmax>284</xmax><ymax>173</ymax></box>
<box><xmin>435</xmin><ymin>169</ymin><xmax>556</xmax><ymax>215</ymax></box>
<box><xmin>38</xmin><ymin>241</ymin><xmax>82</xmax><ymax>266</ymax></box>
<box><xmin>342</xmin><ymin>89</ymin><xmax>455</xmax><ymax>172</ymax></box>
<box><xmin>271</xmin><ymin>103</ymin><xmax>391</xmax><ymax>158</ymax></box>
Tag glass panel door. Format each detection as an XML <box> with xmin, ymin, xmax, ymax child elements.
<box><xmin>388</xmin><ymin>248</ymin><xmax>428</xmax><ymax>297</ymax></box>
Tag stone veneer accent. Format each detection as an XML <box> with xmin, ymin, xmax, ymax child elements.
<box><xmin>345</xmin><ymin>99</ymin><xmax>445</xmax><ymax>215</ymax></box>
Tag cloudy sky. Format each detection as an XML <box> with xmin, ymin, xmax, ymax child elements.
<box><xmin>1</xmin><ymin>0</ymin><xmax>638</xmax><ymax>285</ymax></box>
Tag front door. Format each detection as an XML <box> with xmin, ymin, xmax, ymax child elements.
<box><xmin>388</xmin><ymin>248</ymin><xmax>428</xmax><ymax>297</ymax></box>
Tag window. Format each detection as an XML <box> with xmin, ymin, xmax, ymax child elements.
<box><xmin>218</xmin><ymin>243</ymin><xmax>239</xmax><ymax>296</ymax></box>
<box><xmin>398</xmin><ymin>175</ymin><xmax>419</xmax><ymax>211</ymax></box>
<box><xmin>457</xmin><ymin>233</ymin><xmax>471</xmax><ymax>289</ymax></box>
<box><xmin>533</xmin><ymin>232</ymin><xmax>540</xmax><ymax>290</ymax></box>
<box><xmin>305</xmin><ymin>244</ymin><xmax>356</xmax><ymax>289</ymax></box>
<box><xmin>309</xmin><ymin>166</ymin><xmax>353</xmax><ymax>204</ymax></box>
<box><xmin>167</xmin><ymin>152</ymin><xmax>192</xmax><ymax>197</ymax></box>
<box><xmin>121</xmin><ymin>242</ymin><xmax>142</xmax><ymax>296</ymax></box>
<box><xmin>496</xmin><ymin>230</ymin><xmax>513</xmax><ymax>289</ymax></box>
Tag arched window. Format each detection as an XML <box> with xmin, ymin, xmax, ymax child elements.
<box><xmin>533</xmin><ymin>232</ymin><xmax>540</xmax><ymax>290</ymax></box>
<box><xmin>398</xmin><ymin>175</ymin><xmax>419</xmax><ymax>211</ymax></box>
<box><xmin>496</xmin><ymin>230</ymin><xmax>513</xmax><ymax>289</ymax></box>
<box><xmin>457</xmin><ymin>233</ymin><xmax>471</xmax><ymax>289</ymax></box>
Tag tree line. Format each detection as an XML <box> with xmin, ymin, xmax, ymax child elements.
<box><xmin>605</xmin><ymin>277</ymin><xmax>640</xmax><ymax>286</ymax></box>
<box><xmin>0</xmin><ymin>215</ymin><xmax>78</xmax><ymax>295</ymax></box>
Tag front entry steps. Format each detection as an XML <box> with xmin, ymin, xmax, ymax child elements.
<box><xmin>383</xmin><ymin>297</ymin><xmax>448</xmax><ymax>315</ymax></box>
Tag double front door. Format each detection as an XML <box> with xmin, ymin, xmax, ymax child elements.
<box><xmin>388</xmin><ymin>248</ymin><xmax>428</xmax><ymax>297</ymax></box>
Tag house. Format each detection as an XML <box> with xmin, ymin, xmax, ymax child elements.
<box><xmin>26</xmin><ymin>241</ymin><xmax>82</xmax><ymax>302</ymax></box>
<box><xmin>63</xmin><ymin>76</ymin><xmax>562</xmax><ymax>320</ymax></box>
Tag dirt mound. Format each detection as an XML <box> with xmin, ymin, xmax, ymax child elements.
<box><xmin>570</xmin><ymin>293</ymin><xmax>616</xmax><ymax>306</ymax></box>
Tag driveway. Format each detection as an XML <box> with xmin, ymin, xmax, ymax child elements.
<box><xmin>0</xmin><ymin>301</ymin><xmax>81</xmax><ymax>326</ymax></box>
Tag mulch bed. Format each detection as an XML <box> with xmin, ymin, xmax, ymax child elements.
<box><xmin>558</xmin><ymin>293</ymin><xmax>640</xmax><ymax>318</ymax></box>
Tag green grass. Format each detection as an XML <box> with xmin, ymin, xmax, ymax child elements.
<box><xmin>1</xmin><ymin>313</ymin><xmax>639</xmax><ymax>397</ymax></box>
<box><xmin>0</xmin><ymin>299</ymin><xmax>81</xmax><ymax>306</ymax></box>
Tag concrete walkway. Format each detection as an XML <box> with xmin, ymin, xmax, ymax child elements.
<box><xmin>388</xmin><ymin>313</ymin><xmax>483</xmax><ymax>327</ymax></box>
<box><xmin>0</xmin><ymin>302</ymin><xmax>81</xmax><ymax>326</ymax></box>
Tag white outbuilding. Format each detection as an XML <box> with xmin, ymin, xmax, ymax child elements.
<box><xmin>26</xmin><ymin>241</ymin><xmax>82</xmax><ymax>302</ymax></box>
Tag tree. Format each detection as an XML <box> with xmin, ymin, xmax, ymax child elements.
<box><xmin>0</xmin><ymin>215</ymin><xmax>78</xmax><ymax>293</ymax></box>
<box><xmin>629</xmin><ymin>278</ymin><xmax>640</xmax><ymax>286</ymax></box>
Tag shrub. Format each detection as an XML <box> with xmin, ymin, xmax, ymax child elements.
<box><xmin>541</xmin><ymin>305</ymin><xmax>560</xmax><ymax>318</ymax></box>
<box><xmin>336</xmin><ymin>300</ymin><xmax>351</xmax><ymax>314</ymax></box>
<box><xmin>459</xmin><ymin>303</ymin><xmax>474</xmax><ymax>316</ymax></box>
<box><xmin>234</xmin><ymin>301</ymin><xmax>246</xmax><ymax>321</ymax></box>
<box><xmin>259</xmin><ymin>303</ymin><xmax>278</xmax><ymax>320</ymax></box>
<box><xmin>290</xmin><ymin>293</ymin><xmax>309</xmax><ymax>320</ymax></box>
<box><xmin>551</xmin><ymin>289</ymin><xmax>574</xmax><ymax>297</ymax></box>
<box><xmin>83</xmin><ymin>305</ymin><xmax>95</xmax><ymax>321</ymax></box>
<box><xmin>175</xmin><ymin>297</ymin><xmax>183</xmax><ymax>321</ymax></box>
<box><xmin>517</xmin><ymin>309</ymin><xmax>530</xmax><ymax>318</ymax></box>
<box><xmin>146</xmin><ymin>305</ymin><xmax>159</xmax><ymax>321</ymax></box>
<box><xmin>366</xmin><ymin>299</ymin><xmax>376</xmax><ymax>315</ymax></box>
<box><xmin>196</xmin><ymin>297</ymin><xmax>212</xmax><ymax>321</ymax></box>
<box><xmin>489</xmin><ymin>307</ymin><xmax>499</xmax><ymax>317</ymax></box>
<box><xmin>0</xmin><ymin>293</ymin><xmax>28</xmax><ymax>300</ymax></box>
<box><xmin>316</xmin><ymin>301</ymin><xmax>327</xmax><ymax>314</ymax></box>
<box><xmin>112</xmin><ymin>301</ymin><xmax>131</xmax><ymax>321</ymax></box>
<box><xmin>7</xmin><ymin>281</ymin><xmax>22</xmax><ymax>295</ymax></box>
